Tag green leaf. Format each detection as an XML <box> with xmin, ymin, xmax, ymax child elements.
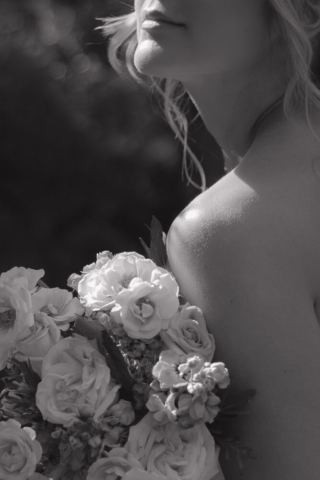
<box><xmin>101</xmin><ymin>330</ymin><xmax>135</xmax><ymax>402</ymax></box>
<box><xmin>73</xmin><ymin>317</ymin><xmax>107</xmax><ymax>357</ymax></box>
<box><xmin>74</xmin><ymin>318</ymin><xmax>134</xmax><ymax>402</ymax></box>
<box><xmin>218</xmin><ymin>389</ymin><xmax>256</xmax><ymax>417</ymax></box>
<box><xmin>206</xmin><ymin>388</ymin><xmax>257</xmax><ymax>474</ymax></box>
<box><xmin>11</xmin><ymin>359</ymin><xmax>41</xmax><ymax>390</ymax></box>
<box><xmin>214</xmin><ymin>434</ymin><xmax>257</xmax><ymax>473</ymax></box>
<box><xmin>140</xmin><ymin>216</ymin><xmax>168</xmax><ymax>268</ymax></box>
<box><xmin>0</xmin><ymin>360</ymin><xmax>43</xmax><ymax>424</ymax></box>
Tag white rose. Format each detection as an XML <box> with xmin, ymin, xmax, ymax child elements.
<box><xmin>36</xmin><ymin>335</ymin><xmax>120</xmax><ymax>426</ymax></box>
<box><xmin>31</xmin><ymin>287</ymin><xmax>84</xmax><ymax>331</ymax></box>
<box><xmin>66</xmin><ymin>273</ymin><xmax>83</xmax><ymax>291</ymax></box>
<box><xmin>67</xmin><ymin>251</ymin><xmax>112</xmax><ymax>293</ymax></box>
<box><xmin>67</xmin><ymin>253</ymin><xmax>109</xmax><ymax>291</ymax></box>
<box><xmin>12</xmin><ymin>312</ymin><xmax>61</xmax><ymax>377</ymax></box>
<box><xmin>0</xmin><ymin>286</ymin><xmax>34</xmax><ymax>370</ymax></box>
<box><xmin>77</xmin><ymin>268</ymin><xmax>115</xmax><ymax>311</ymax></box>
<box><xmin>125</xmin><ymin>413</ymin><xmax>220</xmax><ymax>480</ymax></box>
<box><xmin>0</xmin><ymin>419</ymin><xmax>42</xmax><ymax>480</ymax></box>
<box><xmin>111</xmin><ymin>276</ymin><xmax>179</xmax><ymax>340</ymax></box>
<box><xmin>0</xmin><ymin>267</ymin><xmax>44</xmax><ymax>292</ymax></box>
<box><xmin>87</xmin><ymin>448</ymin><xmax>143</xmax><ymax>480</ymax></box>
<box><xmin>77</xmin><ymin>252</ymin><xmax>178</xmax><ymax>313</ymax></box>
<box><xmin>87</xmin><ymin>447</ymin><xmax>166</xmax><ymax>480</ymax></box>
<box><xmin>166</xmin><ymin>304</ymin><xmax>215</xmax><ymax>362</ymax></box>
<box><xmin>95</xmin><ymin>251</ymin><xmax>114</xmax><ymax>269</ymax></box>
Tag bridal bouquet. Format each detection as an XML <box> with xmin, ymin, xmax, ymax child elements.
<box><xmin>0</xmin><ymin>218</ymin><xmax>254</xmax><ymax>480</ymax></box>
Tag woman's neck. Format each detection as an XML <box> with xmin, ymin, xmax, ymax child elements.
<box><xmin>182</xmin><ymin>56</ymin><xmax>287</xmax><ymax>170</ymax></box>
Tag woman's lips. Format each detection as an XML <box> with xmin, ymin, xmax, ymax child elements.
<box><xmin>141</xmin><ymin>19</ymin><xmax>185</xmax><ymax>29</ymax></box>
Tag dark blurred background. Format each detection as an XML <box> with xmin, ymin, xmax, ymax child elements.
<box><xmin>0</xmin><ymin>0</ymin><xmax>224</xmax><ymax>287</ymax></box>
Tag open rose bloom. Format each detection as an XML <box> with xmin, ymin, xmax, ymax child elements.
<box><xmin>125</xmin><ymin>413</ymin><xmax>220</xmax><ymax>480</ymax></box>
<box><xmin>87</xmin><ymin>448</ymin><xmax>168</xmax><ymax>480</ymax></box>
<box><xmin>0</xmin><ymin>420</ymin><xmax>42</xmax><ymax>480</ymax></box>
<box><xmin>0</xmin><ymin>267</ymin><xmax>45</xmax><ymax>292</ymax></box>
<box><xmin>111</xmin><ymin>275</ymin><xmax>179</xmax><ymax>339</ymax></box>
<box><xmin>36</xmin><ymin>335</ymin><xmax>120</xmax><ymax>426</ymax></box>
<box><xmin>0</xmin><ymin>267</ymin><xmax>83</xmax><ymax>369</ymax></box>
<box><xmin>0</xmin><ymin>285</ymin><xmax>34</xmax><ymax>369</ymax></box>
<box><xmin>75</xmin><ymin>252</ymin><xmax>164</xmax><ymax>310</ymax></box>
<box><xmin>166</xmin><ymin>304</ymin><xmax>215</xmax><ymax>362</ymax></box>
<box><xmin>12</xmin><ymin>312</ymin><xmax>61</xmax><ymax>377</ymax></box>
<box><xmin>72</xmin><ymin>252</ymin><xmax>180</xmax><ymax>340</ymax></box>
<box><xmin>86</xmin><ymin>448</ymin><xmax>153</xmax><ymax>480</ymax></box>
<box><xmin>31</xmin><ymin>287</ymin><xmax>84</xmax><ymax>331</ymax></box>
<box><xmin>0</xmin><ymin>254</ymin><xmax>231</xmax><ymax>480</ymax></box>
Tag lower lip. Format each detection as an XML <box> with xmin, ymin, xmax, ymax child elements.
<box><xmin>141</xmin><ymin>19</ymin><xmax>184</xmax><ymax>30</ymax></box>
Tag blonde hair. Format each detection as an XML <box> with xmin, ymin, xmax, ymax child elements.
<box><xmin>101</xmin><ymin>1</ymin><xmax>320</xmax><ymax>191</ymax></box>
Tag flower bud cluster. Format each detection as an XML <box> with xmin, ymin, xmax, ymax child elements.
<box><xmin>183</xmin><ymin>358</ymin><xmax>231</xmax><ymax>394</ymax></box>
<box><xmin>147</xmin><ymin>351</ymin><xmax>230</xmax><ymax>426</ymax></box>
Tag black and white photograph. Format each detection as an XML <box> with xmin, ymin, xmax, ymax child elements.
<box><xmin>1</xmin><ymin>1</ymin><xmax>320</xmax><ymax>479</ymax></box>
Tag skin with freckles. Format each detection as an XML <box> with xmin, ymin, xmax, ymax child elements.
<box><xmin>134</xmin><ymin>2</ymin><xmax>320</xmax><ymax>480</ymax></box>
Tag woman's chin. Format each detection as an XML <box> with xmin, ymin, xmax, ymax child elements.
<box><xmin>134</xmin><ymin>45</ymin><xmax>180</xmax><ymax>79</ymax></box>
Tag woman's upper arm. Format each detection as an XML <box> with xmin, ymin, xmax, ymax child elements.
<box><xmin>167</xmin><ymin>208</ymin><xmax>320</xmax><ymax>480</ymax></box>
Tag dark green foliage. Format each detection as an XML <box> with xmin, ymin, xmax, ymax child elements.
<box><xmin>207</xmin><ymin>388</ymin><xmax>257</xmax><ymax>472</ymax></box>
<box><xmin>74</xmin><ymin>317</ymin><xmax>134</xmax><ymax>401</ymax></box>
<box><xmin>140</xmin><ymin>216</ymin><xmax>168</xmax><ymax>268</ymax></box>
<box><xmin>218</xmin><ymin>388</ymin><xmax>256</xmax><ymax>417</ymax></box>
<box><xmin>13</xmin><ymin>359</ymin><xmax>42</xmax><ymax>391</ymax></box>
<box><xmin>101</xmin><ymin>330</ymin><xmax>135</xmax><ymax>401</ymax></box>
<box><xmin>0</xmin><ymin>359</ymin><xmax>42</xmax><ymax>423</ymax></box>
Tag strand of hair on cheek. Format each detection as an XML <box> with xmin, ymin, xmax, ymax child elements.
<box><xmin>100</xmin><ymin>13</ymin><xmax>206</xmax><ymax>191</ymax></box>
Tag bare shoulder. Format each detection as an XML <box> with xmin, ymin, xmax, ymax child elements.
<box><xmin>167</xmin><ymin>142</ymin><xmax>320</xmax><ymax>479</ymax></box>
<box><xmin>168</xmin><ymin>136</ymin><xmax>320</xmax><ymax>304</ymax></box>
